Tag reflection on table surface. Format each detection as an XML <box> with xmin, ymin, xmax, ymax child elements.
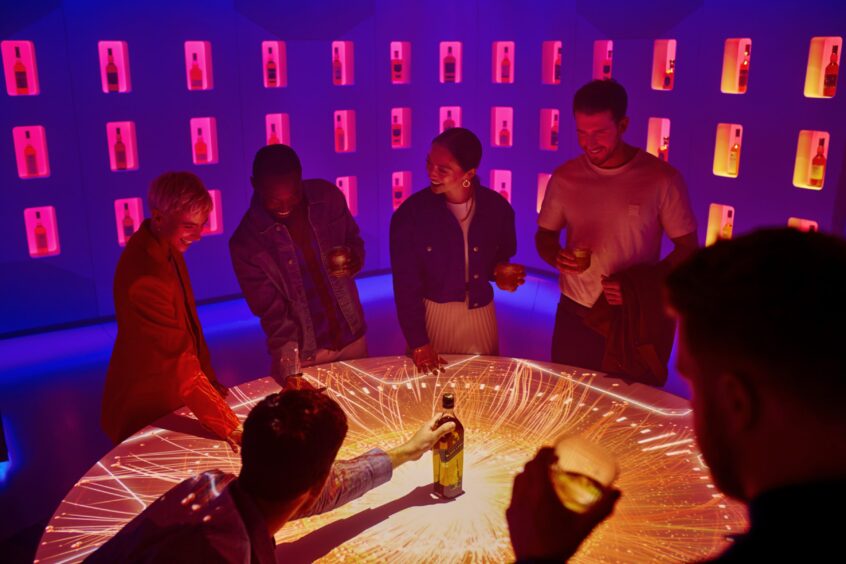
<box><xmin>36</xmin><ymin>355</ymin><xmax>746</xmax><ymax>563</ymax></box>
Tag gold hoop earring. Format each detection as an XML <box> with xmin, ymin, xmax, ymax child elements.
<box><xmin>462</xmin><ymin>179</ymin><xmax>471</xmax><ymax>188</ymax></box>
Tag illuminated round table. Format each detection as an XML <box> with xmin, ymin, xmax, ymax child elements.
<box><xmin>36</xmin><ymin>356</ymin><xmax>746</xmax><ymax>563</ymax></box>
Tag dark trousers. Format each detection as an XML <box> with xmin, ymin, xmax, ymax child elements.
<box><xmin>552</xmin><ymin>294</ymin><xmax>605</xmax><ymax>371</ymax></box>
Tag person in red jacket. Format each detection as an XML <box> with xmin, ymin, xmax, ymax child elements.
<box><xmin>101</xmin><ymin>172</ymin><xmax>242</xmax><ymax>448</ymax></box>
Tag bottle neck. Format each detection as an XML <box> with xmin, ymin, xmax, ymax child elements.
<box><xmin>442</xmin><ymin>407</ymin><xmax>456</xmax><ymax>418</ymax></box>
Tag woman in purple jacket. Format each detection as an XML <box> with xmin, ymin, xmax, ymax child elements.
<box><xmin>389</xmin><ymin>128</ymin><xmax>525</xmax><ymax>373</ymax></box>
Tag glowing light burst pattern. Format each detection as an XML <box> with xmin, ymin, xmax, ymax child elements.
<box><xmin>36</xmin><ymin>356</ymin><xmax>746</xmax><ymax>563</ymax></box>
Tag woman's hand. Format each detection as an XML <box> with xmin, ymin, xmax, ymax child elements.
<box><xmin>412</xmin><ymin>343</ymin><xmax>448</xmax><ymax>375</ymax></box>
<box><xmin>494</xmin><ymin>262</ymin><xmax>526</xmax><ymax>292</ymax></box>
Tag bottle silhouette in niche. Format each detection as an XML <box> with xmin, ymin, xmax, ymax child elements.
<box><xmin>554</xmin><ymin>46</ymin><xmax>562</xmax><ymax>83</ymax></box>
<box><xmin>34</xmin><ymin>211</ymin><xmax>48</xmax><ymax>254</ymax></box>
<box><xmin>105</xmin><ymin>48</ymin><xmax>119</xmax><ymax>92</ymax></box>
<box><xmin>443</xmin><ymin>46</ymin><xmax>456</xmax><ymax>83</ymax></box>
<box><xmin>550</xmin><ymin>113</ymin><xmax>559</xmax><ymax>148</ymax></box>
<box><xmin>268</xmin><ymin>123</ymin><xmax>280</xmax><ymax>145</ymax></box>
<box><xmin>663</xmin><ymin>59</ymin><xmax>674</xmax><ymax>89</ymax></box>
<box><xmin>500</xmin><ymin>46</ymin><xmax>511</xmax><ymax>82</ymax></box>
<box><xmin>602</xmin><ymin>49</ymin><xmax>612</xmax><ymax>79</ymax></box>
<box><xmin>333</xmin><ymin>46</ymin><xmax>343</xmax><ymax>85</ymax></box>
<box><xmin>824</xmin><ymin>45</ymin><xmax>839</xmax><ymax>97</ymax></box>
<box><xmin>727</xmin><ymin>129</ymin><xmax>741</xmax><ymax>176</ymax></box>
<box><xmin>391</xmin><ymin>49</ymin><xmax>402</xmax><ymax>82</ymax></box>
<box><xmin>335</xmin><ymin>115</ymin><xmax>345</xmax><ymax>152</ymax></box>
<box><xmin>719</xmin><ymin>209</ymin><xmax>734</xmax><ymax>241</ymax></box>
<box><xmin>391</xmin><ymin>115</ymin><xmax>402</xmax><ymax>146</ymax></box>
<box><xmin>443</xmin><ymin>110</ymin><xmax>455</xmax><ymax>131</ymax></box>
<box><xmin>658</xmin><ymin>136</ymin><xmax>669</xmax><ymax>161</ymax></box>
<box><xmin>114</xmin><ymin>127</ymin><xmax>127</xmax><ymax>170</ymax></box>
<box><xmin>266</xmin><ymin>46</ymin><xmax>277</xmax><ymax>87</ymax></box>
<box><xmin>499</xmin><ymin>181</ymin><xmax>508</xmax><ymax>199</ymax></box>
<box><xmin>810</xmin><ymin>138</ymin><xmax>827</xmax><ymax>187</ymax></box>
<box><xmin>393</xmin><ymin>177</ymin><xmax>404</xmax><ymax>210</ymax></box>
<box><xmin>194</xmin><ymin>128</ymin><xmax>208</xmax><ymax>163</ymax></box>
<box><xmin>122</xmin><ymin>203</ymin><xmax>135</xmax><ymax>240</ymax></box>
<box><xmin>14</xmin><ymin>46</ymin><xmax>28</xmax><ymax>95</ymax></box>
<box><xmin>189</xmin><ymin>53</ymin><xmax>203</xmax><ymax>90</ymax></box>
<box><xmin>23</xmin><ymin>130</ymin><xmax>38</xmax><ymax>177</ymax></box>
<box><xmin>738</xmin><ymin>44</ymin><xmax>750</xmax><ymax>93</ymax></box>
<box><xmin>499</xmin><ymin>120</ymin><xmax>510</xmax><ymax>146</ymax></box>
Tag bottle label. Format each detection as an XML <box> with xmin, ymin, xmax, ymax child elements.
<box><xmin>824</xmin><ymin>74</ymin><xmax>837</xmax><ymax>88</ymax></box>
<box><xmin>811</xmin><ymin>164</ymin><xmax>824</xmax><ymax>180</ymax></box>
<box><xmin>440</xmin><ymin>436</ymin><xmax>463</xmax><ymax>463</ymax></box>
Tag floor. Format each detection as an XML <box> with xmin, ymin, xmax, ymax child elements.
<box><xmin>0</xmin><ymin>272</ymin><xmax>689</xmax><ymax>561</ymax></box>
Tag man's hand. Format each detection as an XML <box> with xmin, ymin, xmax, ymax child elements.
<box><xmin>507</xmin><ymin>447</ymin><xmax>621</xmax><ymax>562</ymax></box>
<box><xmin>494</xmin><ymin>263</ymin><xmax>527</xmax><ymax>292</ymax></box>
<box><xmin>600</xmin><ymin>275</ymin><xmax>623</xmax><ymax>306</ymax></box>
<box><xmin>412</xmin><ymin>343</ymin><xmax>447</xmax><ymax>375</ymax></box>
<box><xmin>555</xmin><ymin>248</ymin><xmax>580</xmax><ymax>274</ymax></box>
<box><xmin>387</xmin><ymin>414</ymin><xmax>456</xmax><ymax>468</ymax></box>
<box><xmin>281</xmin><ymin>374</ymin><xmax>325</xmax><ymax>392</ymax></box>
<box><xmin>225</xmin><ymin>425</ymin><xmax>243</xmax><ymax>454</ymax></box>
<box><xmin>327</xmin><ymin>246</ymin><xmax>361</xmax><ymax>278</ymax></box>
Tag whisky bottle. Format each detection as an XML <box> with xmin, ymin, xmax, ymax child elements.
<box><xmin>727</xmin><ymin>129</ymin><xmax>741</xmax><ymax>176</ymax></box>
<box><xmin>392</xmin><ymin>176</ymin><xmax>404</xmax><ymax>210</ymax></box>
<box><xmin>122</xmin><ymin>203</ymin><xmax>135</xmax><ymax>240</ymax></box>
<box><xmin>34</xmin><ymin>211</ymin><xmax>48</xmax><ymax>254</ymax></box>
<box><xmin>738</xmin><ymin>43</ymin><xmax>750</xmax><ymax>93</ymax></box>
<box><xmin>550</xmin><ymin>113</ymin><xmax>559</xmax><ymax>148</ymax></box>
<box><xmin>391</xmin><ymin>49</ymin><xmax>403</xmax><ymax>82</ymax></box>
<box><xmin>824</xmin><ymin>45</ymin><xmax>839</xmax><ymax>97</ymax></box>
<box><xmin>500</xmin><ymin>45</ymin><xmax>511</xmax><ymax>82</ymax></box>
<box><xmin>23</xmin><ymin>130</ymin><xmax>38</xmax><ymax>177</ymax></box>
<box><xmin>443</xmin><ymin>110</ymin><xmax>455</xmax><ymax>131</ymax></box>
<box><xmin>391</xmin><ymin>114</ymin><xmax>402</xmax><ymax>146</ymax></box>
<box><xmin>663</xmin><ymin>59</ymin><xmax>674</xmax><ymax>90</ymax></box>
<box><xmin>658</xmin><ymin>136</ymin><xmax>669</xmax><ymax>161</ymax></box>
<box><xmin>189</xmin><ymin>53</ymin><xmax>203</xmax><ymax>90</ymax></box>
<box><xmin>602</xmin><ymin>49</ymin><xmax>612</xmax><ymax>79</ymax></box>
<box><xmin>335</xmin><ymin>114</ymin><xmax>345</xmax><ymax>152</ymax></box>
<box><xmin>114</xmin><ymin>127</ymin><xmax>127</xmax><ymax>170</ymax></box>
<box><xmin>499</xmin><ymin>120</ymin><xmax>510</xmax><ymax>146</ymax></box>
<box><xmin>554</xmin><ymin>45</ymin><xmax>562</xmax><ymax>84</ymax></box>
<box><xmin>106</xmin><ymin>48</ymin><xmax>119</xmax><ymax>92</ymax></box>
<box><xmin>719</xmin><ymin>209</ymin><xmax>734</xmax><ymax>240</ymax></box>
<box><xmin>443</xmin><ymin>46</ymin><xmax>456</xmax><ymax>83</ymax></box>
<box><xmin>194</xmin><ymin>128</ymin><xmax>208</xmax><ymax>163</ymax></box>
<box><xmin>432</xmin><ymin>393</ymin><xmax>464</xmax><ymax>498</ymax></box>
<box><xmin>266</xmin><ymin>46</ymin><xmax>277</xmax><ymax>87</ymax></box>
<box><xmin>333</xmin><ymin>46</ymin><xmax>343</xmax><ymax>85</ymax></box>
<box><xmin>500</xmin><ymin>181</ymin><xmax>509</xmax><ymax>199</ymax></box>
<box><xmin>14</xmin><ymin>46</ymin><xmax>28</xmax><ymax>95</ymax></box>
<box><xmin>268</xmin><ymin>123</ymin><xmax>280</xmax><ymax>145</ymax></box>
<box><xmin>810</xmin><ymin>138</ymin><xmax>827</xmax><ymax>187</ymax></box>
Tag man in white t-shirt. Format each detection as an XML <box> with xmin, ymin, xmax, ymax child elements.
<box><xmin>536</xmin><ymin>79</ymin><xmax>698</xmax><ymax>375</ymax></box>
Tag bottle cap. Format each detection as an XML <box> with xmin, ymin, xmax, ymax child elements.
<box><xmin>442</xmin><ymin>393</ymin><xmax>455</xmax><ymax>409</ymax></box>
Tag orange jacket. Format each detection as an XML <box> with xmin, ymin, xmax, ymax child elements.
<box><xmin>101</xmin><ymin>220</ymin><xmax>239</xmax><ymax>444</ymax></box>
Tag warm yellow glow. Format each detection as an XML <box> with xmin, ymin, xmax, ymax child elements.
<box><xmin>712</xmin><ymin>123</ymin><xmax>743</xmax><ymax>178</ymax></box>
<box><xmin>705</xmin><ymin>203</ymin><xmax>734</xmax><ymax>246</ymax></box>
<box><xmin>804</xmin><ymin>36</ymin><xmax>842</xmax><ymax>98</ymax></box>
<box><xmin>793</xmin><ymin>130</ymin><xmax>829</xmax><ymax>190</ymax></box>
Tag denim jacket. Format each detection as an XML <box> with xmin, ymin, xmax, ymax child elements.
<box><xmin>389</xmin><ymin>184</ymin><xmax>517</xmax><ymax>349</ymax></box>
<box><xmin>229</xmin><ymin>179</ymin><xmax>366</xmax><ymax>367</ymax></box>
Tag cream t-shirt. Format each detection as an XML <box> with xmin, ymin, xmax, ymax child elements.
<box><xmin>537</xmin><ymin>150</ymin><xmax>697</xmax><ymax>307</ymax></box>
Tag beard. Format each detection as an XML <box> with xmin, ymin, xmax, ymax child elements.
<box><xmin>695</xmin><ymin>393</ymin><xmax>747</xmax><ymax>502</ymax></box>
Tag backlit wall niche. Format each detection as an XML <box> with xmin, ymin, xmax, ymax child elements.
<box><xmin>537</xmin><ymin>173</ymin><xmax>551</xmax><ymax>213</ymax></box>
<box><xmin>793</xmin><ymin>130</ymin><xmax>830</xmax><ymax>190</ymax></box>
<box><xmin>202</xmin><ymin>190</ymin><xmax>224</xmax><ymax>235</ymax></box>
<box><xmin>492</xmin><ymin>41</ymin><xmax>514</xmax><ymax>84</ymax></box>
<box><xmin>190</xmin><ymin>117</ymin><xmax>218</xmax><ymax>165</ymax></box>
<box><xmin>390</xmin><ymin>41</ymin><xmax>411</xmax><ymax>84</ymax></box>
<box><xmin>713</xmin><ymin>123</ymin><xmax>744</xmax><ymax>178</ymax></box>
<box><xmin>804</xmin><ymin>36</ymin><xmax>841</xmax><ymax>98</ymax></box>
<box><xmin>651</xmin><ymin>39</ymin><xmax>676</xmax><ymax>91</ymax></box>
<box><xmin>705</xmin><ymin>203</ymin><xmax>735</xmax><ymax>246</ymax></box>
<box><xmin>13</xmin><ymin>125</ymin><xmax>50</xmax><ymax>179</ymax></box>
<box><xmin>106</xmin><ymin>121</ymin><xmax>138</xmax><ymax>171</ymax></box>
<box><xmin>439</xmin><ymin>106</ymin><xmax>461</xmax><ymax>133</ymax></box>
<box><xmin>646</xmin><ymin>117</ymin><xmax>671</xmax><ymax>161</ymax></box>
<box><xmin>390</xmin><ymin>107</ymin><xmax>411</xmax><ymax>149</ymax></box>
<box><xmin>541</xmin><ymin>41</ymin><xmax>563</xmax><ymax>85</ymax></box>
<box><xmin>593</xmin><ymin>40</ymin><xmax>613</xmax><ymax>80</ymax></box>
<box><xmin>539</xmin><ymin>109</ymin><xmax>560</xmax><ymax>151</ymax></box>
<box><xmin>332</xmin><ymin>41</ymin><xmax>354</xmax><ymax>85</ymax></box>
<box><xmin>491</xmin><ymin>107</ymin><xmax>514</xmax><ymax>148</ymax></box>
<box><xmin>439</xmin><ymin>41</ymin><xmax>462</xmax><ymax>84</ymax></box>
<box><xmin>489</xmin><ymin>169</ymin><xmax>512</xmax><ymax>203</ymax></box>
<box><xmin>336</xmin><ymin>176</ymin><xmax>358</xmax><ymax>216</ymax></box>
<box><xmin>98</xmin><ymin>41</ymin><xmax>131</xmax><ymax>93</ymax></box>
<box><xmin>24</xmin><ymin>206</ymin><xmax>59</xmax><ymax>258</ymax></box>
<box><xmin>391</xmin><ymin>171</ymin><xmax>412</xmax><ymax>211</ymax></box>
<box><xmin>265</xmin><ymin>113</ymin><xmax>291</xmax><ymax>146</ymax></box>
<box><xmin>721</xmin><ymin>38</ymin><xmax>751</xmax><ymax>94</ymax></box>
<box><xmin>334</xmin><ymin>110</ymin><xmax>356</xmax><ymax>153</ymax></box>
<box><xmin>184</xmin><ymin>41</ymin><xmax>213</xmax><ymax>91</ymax></box>
<box><xmin>1</xmin><ymin>40</ymin><xmax>39</xmax><ymax>96</ymax></box>
<box><xmin>114</xmin><ymin>198</ymin><xmax>143</xmax><ymax>246</ymax></box>
<box><xmin>262</xmin><ymin>41</ymin><xmax>287</xmax><ymax>88</ymax></box>
<box><xmin>787</xmin><ymin>217</ymin><xmax>819</xmax><ymax>232</ymax></box>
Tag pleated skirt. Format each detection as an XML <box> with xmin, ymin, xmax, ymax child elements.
<box><xmin>423</xmin><ymin>297</ymin><xmax>499</xmax><ymax>355</ymax></box>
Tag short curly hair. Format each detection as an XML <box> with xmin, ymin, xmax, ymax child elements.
<box><xmin>147</xmin><ymin>172</ymin><xmax>212</xmax><ymax>217</ymax></box>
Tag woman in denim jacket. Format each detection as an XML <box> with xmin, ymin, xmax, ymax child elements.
<box><xmin>390</xmin><ymin>128</ymin><xmax>525</xmax><ymax>373</ymax></box>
